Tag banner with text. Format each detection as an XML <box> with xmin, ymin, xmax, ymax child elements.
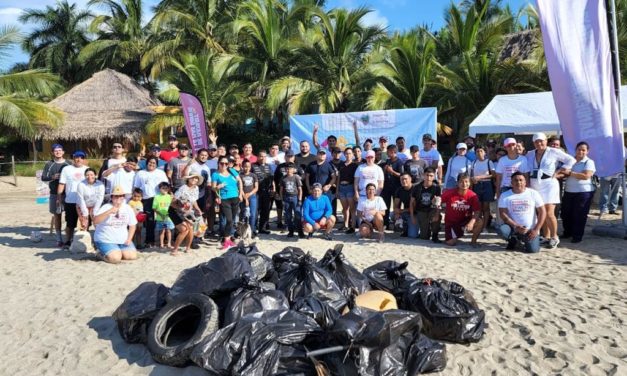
<box><xmin>538</xmin><ymin>0</ymin><xmax>625</xmax><ymax>177</ymax></box>
<box><xmin>289</xmin><ymin>108</ymin><xmax>437</xmax><ymax>153</ymax></box>
<box><xmin>180</xmin><ymin>92</ymin><xmax>208</xmax><ymax>153</ymax></box>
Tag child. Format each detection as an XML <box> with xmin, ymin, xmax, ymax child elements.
<box><xmin>128</xmin><ymin>188</ymin><xmax>145</xmax><ymax>247</ymax></box>
<box><xmin>152</xmin><ymin>182</ymin><xmax>174</xmax><ymax>249</ymax></box>
<box><xmin>279</xmin><ymin>162</ymin><xmax>302</xmax><ymax>238</ymax></box>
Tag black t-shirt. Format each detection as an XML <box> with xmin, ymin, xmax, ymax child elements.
<box><xmin>240</xmin><ymin>172</ymin><xmax>258</xmax><ymax>194</ymax></box>
<box><xmin>306</xmin><ymin>161</ymin><xmax>336</xmax><ymax>186</ymax></box>
<box><xmin>338</xmin><ymin>162</ymin><xmax>359</xmax><ymax>184</ymax></box>
<box><xmin>383</xmin><ymin>158</ymin><xmax>404</xmax><ymax>191</ymax></box>
<box><xmin>281</xmin><ymin>175</ymin><xmax>302</xmax><ymax>197</ymax></box>
<box><xmin>42</xmin><ymin>160</ymin><xmax>70</xmax><ymax>193</ymax></box>
<box><xmin>403</xmin><ymin>159</ymin><xmax>428</xmax><ymax>184</ymax></box>
<box><xmin>252</xmin><ymin>163</ymin><xmax>273</xmax><ymax>191</ymax></box>
<box><xmin>394</xmin><ymin>185</ymin><xmax>414</xmax><ymax>210</ymax></box>
<box><xmin>412</xmin><ymin>183</ymin><xmax>442</xmax><ymax>212</ymax></box>
<box><xmin>295</xmin><ymin>153</ymin><xmax>316</xmax><ymax>172</ymax></box>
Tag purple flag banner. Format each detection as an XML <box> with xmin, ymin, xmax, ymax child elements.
<box><xmin>537</xmin><ymin>0</ymin><xmax>625</xmax><ymax>177</ymax></box>
<box><xmin>180</xmin><ymin>92</ymin><xmax>208</xmax><ymax>153</ymax></box>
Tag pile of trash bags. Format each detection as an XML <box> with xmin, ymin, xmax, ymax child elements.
<box><xmin>112</xmin><ymin>243</ymin><xmax>486</xmax><ymax>374</ymax></box>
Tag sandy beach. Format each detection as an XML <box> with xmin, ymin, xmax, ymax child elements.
<box><xmin>0</xmin><ymin>177</ymin><xmax>625</xmax><ymax>375</ymax></box>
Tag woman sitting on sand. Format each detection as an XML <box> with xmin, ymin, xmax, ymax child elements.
<box><xmin>357</xmin><ymin>183</ymin><xmax>387</xmax><ymax>242</ymax></box>
<box><xmin>168</xmin><ymin>173</ymin><xmax>203</xmax><ymax>255</ymax></box>
<box><xmin>93</xmin><ymin>185</ymin><xmax>138</xmax><ymax>264</ymax></box>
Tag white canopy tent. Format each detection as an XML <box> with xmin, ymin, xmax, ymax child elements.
<box><xmin>469</xmin><ymin>86</ymin><xmax>627</xmax><ymax>136</ymax></box>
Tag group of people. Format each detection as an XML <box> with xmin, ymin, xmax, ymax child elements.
<box><xmin>41</xmin><ymin>128</ymin><xmax>621</xmax><ymax>262</ymax></box>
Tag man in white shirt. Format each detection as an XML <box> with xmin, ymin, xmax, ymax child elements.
<box><xmin>354</xmin><ymin>150</ymin><xmax>384</xmax><ymax>200</ymax></box>
<box><xmin>495</xmin><ymin>137</ymin><xmax>530</xmax><ymax>199</ymax></box>
<box><xmin>419</xmin><ymin>133</ymin><xmax>443</xmax><ymax>182</ymax></box>
<box><xmin>395</xmin><ymin>136</ymin><xmax>411</xmax><ymax>161</ymax></box>
<box><xmin>98</xmin><ymin>142</ymin><xmax>127</xmax><ymax>196</ymax></box>
<box><xmin>498</xmin><ymin>172</ymin><xmax>547</xmax><ymax>253</ymax></box>
<box><xmin>266</xmin><ymin>142</ymin><xmax>285</xmax><ymax>174</ymax></box>
<box><xmin>57</xmin><ymin>150</ymin><xmax>89</xmax><ymax>248</ymax></box>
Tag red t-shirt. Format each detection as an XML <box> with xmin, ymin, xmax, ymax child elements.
<box><xmin>243</xmin><ymin>154</ymin><xmax>258</xmax><ymax>163</ymax></box>
<box><xmin>441</xmin><ymin>188</ymin><xmax>480</xmax><ymax>223</ymax></box>
<box><xmin>160</xmin><ymin>149</ymin><xmax>179</xmax><ymax>163</ymax></box>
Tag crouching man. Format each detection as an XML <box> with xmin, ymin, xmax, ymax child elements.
<box><xmin>498</xmin><ymin>171</ymin><xmax>547</xmax><ymax>253</ymax></box>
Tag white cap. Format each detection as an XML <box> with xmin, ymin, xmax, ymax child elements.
<box><xmin>503</xmin><ymin>137</ymin><xmax>517</xmax><ymax>146</ymax></box>
<box><xmin>532</xmin><ymin>132</ymin><xmax>547</xmax><ymax>142</ymax></box>
<box><xmin>456</xmin><ymin>142</ymin><xmax>468</xmax><ymax>150</ymax></box>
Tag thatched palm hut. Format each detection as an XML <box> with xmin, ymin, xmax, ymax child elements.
<box><xmin>40</xmin><ymin>69</ymin><xmax>161</xmax><ymax>156</ymax></box>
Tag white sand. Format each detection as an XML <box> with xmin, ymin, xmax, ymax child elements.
<box><xmin>0</xmin><ymin>177</ymin><xmax>625</xmax><ymax>375</ymax></box>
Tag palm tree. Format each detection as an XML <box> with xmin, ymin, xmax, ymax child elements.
<box><xmin>78</xmin><ymin>0</ymin><xmax>150</xmax><ymax>80</ymax></box>
<box><xmin>147</xmin><ymin>52</ymin><xmax>249</xmax><ymax>137</ymax></box>
<box><xmin>19</xmin><ymin>0</ymin><xmax>93</xmax><ymax>85</ymax></box>
<box><xmin>367</xmin><ymin>30</ymin><xmax>436</xmax><ymax>110</ymax></box>
<box><xmin>266</xmin><ymin>6</ymin><xmax>384</xmax><ymax>114</ymax></box>
<box><xmin>0</xmin><ymin>26</ymin><xmax>64</xmax><ymax>158</ymax></box>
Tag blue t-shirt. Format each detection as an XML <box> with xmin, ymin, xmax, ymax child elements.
<box><xmin>302</xmin><ymin>195</ymin><xmax>332</xmax><ymax>225</ymax></box>
<box><xmin>211</xmin><ymin>171</ymin><xmax>239</xmax><ymax>199</ymax></box>
<box><xmin>138</xmin><ymin>158</ymin><xmax>166</xmax><ymax>171</ymax></box>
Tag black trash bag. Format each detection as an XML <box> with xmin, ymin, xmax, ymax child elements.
<box><xmin>191</xmin><ymin>310</ymin><xmax>322</xmax><ymax>375</ymax></box>
<box><xmin>419</xmin><ymin>278</ymin><xmax>478</xmax><ymax>308</ymax></box>
<box><xmin>226</xmin><ymin>242</ymin><xmax>277</xmax><ymax>282</ymax></box>
<box><xmin>321</xmin><ymin>352</ymin><xmax>360</xmax><ymax>376</ymax></box>
<box><xmin>403</xmin><ymin>280</ymin><xmax>485</xmax><ymax>343</ymax></box>
<box><xmin>277</xmin><ymin>254</ymin><xmax>347</xmax><ymax>311</ymax></box>
<box><xmin>112</xmin><ymin>282</ymin><xmax>169</xmax><ymax>344</ymax></box>
<box><xmin>224</xmin><ymin>277</ymin><xmax>290</xmax><ymax>326</ymax></box>
<box><xmin>168</xmin><ymin>253</ymin><xmax>255</xmax><ymax>299</ymax></box>
<box><xmin>272</xmin><ymin>246</ymin><xmax>309</xmax><ymax>275</ymax></box>
<box><xmin>406</xmin><ymin>334</ymin><xmax>447</xmax><ymax>374</ymax></box>
<box><xmin>293</xmin><ymin>296</ymin><xmax>341</xmax><ymax>330</ymax></box>
<box><xmin>317</xmin><ymin>244</ymin><xmax>371</xmax><ymax>298</ymax></box>
<box><xmin>362</xmin><ymin>261</ymin><xmax>418</xmax><ymax>306</ymax></box>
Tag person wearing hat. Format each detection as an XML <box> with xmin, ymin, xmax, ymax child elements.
<box><xmin>166</xmin><ymin>143</ymin><xmax>192</xmax><ymax>192</ymax></box>
<box><xmin>182</xmin><ymin>148</ymin><xmax>213</xmax><ymax>238</ymax></box>
<box><xmin>279</xmin><ymin>136</ymin><xmax>292</xmax><ymax>154</ymax></box>
<box><xmin>57</xmin><ymin>150</ymin><xmax>89</xmax><ymax>248</ymax></box>
<box><xmin>302</xmin><ymin>182</ymin><xmax>336</xmax><ymax>240</ymax></box>
<box><xmin>495</xmin><ymin>137</ymin><xmax>530</xmax><ymax>200</ymax></box>
<box><xmin>169</xmin><ymin>172</ymin><xmax>204</xmax><ymax>254</ymax></box>
<box><xmin>305</xmin><ymin>149</ymin><xmax>337</xmax><ymax>204</ymax></box>
<box><xmin>402</xmin><ymin>145</ymin><xmax>428</xmax><ymax>184</ymax></box>
<box><xmin>354</xmin><ymin>150</ymin><xmax>384</xmax><ymax>200</ymax></box>
<box><xmin>443</xmin><ymin>143</ymin><xmax>472</xmax><ymax>189</ymax></box>
<box><xmin>419</xmin><ymin>134</ymin><xmax>443</xmax><ymax>182</ymax></box>
<box><xmin>206</xmin><ymin>143</ymin><xmax>219</xmax><ymax>171</ymax></box>
<box><xmin>378</xmin><ymin>136</ymin><xmax>389</xmax><ymax>162</ymax></box>
<box><xmin>133</xmin><ymin>156</ymin><xmax>169</xmax><ymax>247</ymax></box>
<box><xmin>160</xmin><ymin>135</ymin><xmax>180</xmax><ymax>162</ymax></box>
<box><xmin>525</xmin><ymin>132</ymin><xmax>575</xmax><ymax>249</ymax></box>
<box><xmin>363</xmin><ymin>138</ymin><xmax>374</xmax><ymax>151</ymax></box>
<box><xmin>93</xmin><ymin>185</ymin><xmax>138</xmax><ymax>264</ymax></box>
<box><xmin>42</xmin><ymin>143</ymin><xmax>70</xmax><ymax>247</ymax></box>
<box><xmin>138</xmin><ymin>145</ymin><xmax>166</xmax><ymax>171</ymax></box>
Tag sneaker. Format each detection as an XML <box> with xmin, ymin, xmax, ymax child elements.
<box><xmin>287</xmin><ymin>231</ymin><xmax>294</xmax><ymax>238</ymax></box>
<box><xmin>191</xmin><ymin>243</ymin><xmax>200</xmax><ymax>250</ymax></box>
<box><xmin>539</xmin><ymin>236</ymin><xmax>550</xmax><ymax>245</ymax></box>
<box><xmin>431</xmin><ymin>237</ymin><xmax>442</xmax><ymax>244</ymax></box>
<box><xmin>547</xmin><ymin>238</ymin><xmax>560</xmax><ymax>249</ymax></box>
<box><xmin>609</xmin><ymin>210</ymin><xmax>617</xmax><ymax>215</ymax></box>
<box><xmin>56</xmin><ymin>241</ymin><xmax>64</xmax><ymax>248</ymax></box>
<box><xmin>571</xmin><ymin>237</ymin><xmax>582</xmax><ymax>243</ymax></box>
<box><xmin>307</xmin><ymin>233</ymin><xmax>313</xmax><ymax>239</ymax></box>
<box><xmin>221</xmin><ymin>239</ymin><xmax>235</xmax><ymax>250</ymax></box>
<box><xmin>338</xmin><ymin>226</ymin><xmax>348</xmax><ymax>232</ymax></box>
<box><xmin>63</xmin><ymin>241</ymin><xmax>71</xmax><ymax>250</ymax></box>
<box><xmin>345</xmin><ymin>227</ymin><xmax>355</xmax><ymax>234</ymax></box>
<box><xmin>251</xmin><ymin>231</ymin><xmax>258</xmax><ymax>239</ymax></box>
<box><xmin>277</xmin><ymin>222</ymin><xmax>285</xmax><ymax>230</ymax></box>
<box><xmin>259</xmin><ymin>229</ymin><xmax>271</xmax><ymax>235</ymax></box>
<box><xmin>298</xmin><ymin>231</ymin><xmax>306</xmax><ymax>239</ymax></box>
<box><xmin>506</xmin><ymin>239</ymin><xmax>517</xmax><ymax>250</ymax></box>
<box><xmin>323</xmin><ymin>233</ymin><xmax>333</xmax><ymax>241</ymax></box>
<box><xmin>400</xmin><ymin>232</ymin><xmax>408</xmax><ymax>238</ymax></box>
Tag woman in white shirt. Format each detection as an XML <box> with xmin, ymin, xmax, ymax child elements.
<box><xmin>443</xmin><ymin>143</ymin><xmax>472</xmax><ymax>189</ymax></box>
<box><xmin>526</xmin><ymin>133</ymin><xmax>575</xmax><ymax>248</ymax></box>
<box><xmin>357</xmin><ymin>183</ymin><xmax>387</xmax><ymax>242</ymax></box>
<box><xmin>93</xmin><ymin>185</ymin><xmax>138</xmax><ymax>264</ymax></box>
<box><xmin>76</xmin><ymin>168</ymin><xmax>104</xmax><ymax>230</ymax></box>
<box><xmin>561</xmin><ymin>141</ymin><xmax>596</xmax><ymax>243</ymax></box>
<box><xmin>133</xmin><ymin>156</ymin><xmax>168</xmax><ymax>247</ymax></box>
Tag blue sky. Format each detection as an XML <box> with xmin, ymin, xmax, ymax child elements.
<box><xmin>1</xmin><ymin>0</ymin><xmax>532</xmax><ymax>69</ymax></box>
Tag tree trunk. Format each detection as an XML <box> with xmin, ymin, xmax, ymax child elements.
<box><xmin>32</xmin><ymin>139</ymin><xmax>38</xmax><ymax>164</ymax></box>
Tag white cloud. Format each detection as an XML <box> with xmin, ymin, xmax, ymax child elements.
<box><xmin>0</xmin><ymin>7</ymin><xmax>23</xmax><ymax>26</ymax></box>
<box><xmin>362</xmin><ymin>10</ymin><xmax>388</xmax><ymax>28</ymax></box>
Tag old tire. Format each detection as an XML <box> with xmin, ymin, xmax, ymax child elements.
<box><xmin>147</xmin><ymin>293</ymin><xmax>219</xmax><ymax>367</ymax></box>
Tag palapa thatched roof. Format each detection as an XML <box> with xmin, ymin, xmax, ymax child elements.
<box><xmin>499</xmin><ymin>29</ymin><xmax>538</xmax><ymax>62</ymax></box>
<box><xmin>41</xmin><ymin>69</ymin><xmax>161</xmax><ymax>143</ymax></box>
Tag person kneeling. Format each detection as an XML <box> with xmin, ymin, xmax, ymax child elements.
<box><xmin>441</xmin><ymin>173</ymin><xmax>483</xmax><ymax>247</ymax></box>
<box><xmin>498</xmin><ymin>171</ymin><xmax>546</xmax><ymax>253</ymax></box>
<box><xmin>302</xmin><ymin>183</ymin><xmax>336</xmax><ymax>240</ymax></box>
<box><xmin>93</xmin><ymin>186</ymin><xmax>138</xmax><ymax>264</ymax></box>
<box><xmin>357</xmin><ymin>183</ymin><xmax>387</xmax><ymax>242</ymax></box>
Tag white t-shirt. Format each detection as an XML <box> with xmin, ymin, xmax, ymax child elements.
<box><xmin>397</xmin><ymin>149</ymin><xmax>411</xmax><ymax>162</ymax></box>
<box><xmin>77</xmin><ymin>180</ymin><xmax>105</xmax><ymax>215</ymax></box>
<box><xmin>498</xmin><ymin>188</ymin><xmax>544</xmax><ymax>229</ymax></box>
<box><xmin>357</xmin><ymin>196</ymin><xmax>387</xmax><ymax>222</ymax></box>
<box><xmin>59</xmin><ymin>165</ymin><xmax>89</xmax><ymax>203</ymax></box>
<box><xmin>471</xmin><ymin>159</ymin><xmax>495</xmax><ymax>177</ymax></box>
<box><xmin>419</xmin><ymin>148</ymin><xmax>444</xmax><ymax>168</ymax></box>
<box><xmin>495</xmin><ymin>155</ymin><xmax>529</xmax><ymax>187</ymax></box>
<box><xmin>106</xmin><ymin>168</ymin><xmax>135</xmax><ymax>195</ymax></box>
<box><xmin>93</xmin><ymin>203</ymin><xmax>137</xmax><ymax>244</ymax></box>
<box><xmin>133</xmin><ymin>169</ymin><xmax>169</xmax><ymax>199</ymax></box>
<box><xmin>354</xmin><ymin>164</ymin><xmax>385</xmax><ymax>196</ymax></box>
<box><xmin>445</xmin><ymin>155</ymin><xmax>471</xmax><ymax>184</ymax></box>
<box><xmin>266</xmin><ymin>154</ymin><xmax>285</xmax><ymax>173</ymax></box>
<box><xmin>565</xmin><ymin>157</ymin><xmax>596</xmax><ymax>193</ymax></box>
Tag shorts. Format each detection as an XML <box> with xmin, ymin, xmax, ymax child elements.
<box><xmin>530</xmin><ymin>177</ymin><xmax>561</xmax><ymax>204</ymax></box>
<box><xmin>444</xmin><ymin>217</ymin><xmax>471</xmax><ymax>240</ymax></box>
<box><xmin>473</xmin><ymin>181</ymin><xmax>495</xmax><ymax>202</ymax></box>
<box><xmin>95</xmin><ymin>241</ymin><xmax>136</xmax><ymax>256</ymax></box>
<box><xmin>338</xmin><ymin>184</ymin><xmax>354</xmax><ymax>200</ymax></box>
<box><xmin>155</xmin><ymin>219</ymin><xmax>175</xmax><ymax>231</ymax></box>
<box><xmin>49</xmin><ymin>194</ymin><xmax>63</xmax><ymax>214</ymax></box>
<box><xmin>302</xmin><ymin>219</ymin><xmax>328</xmax><ymax>230</ymax></box>
<box><xmin>168</xmin><ymin>206</ymin><xmax>185</xmax><ymax>226</ymax></box>
<box><xmin>64</xmin><ymin>202</ymin><xmax>78</xmax><ymax>229</ymax></box>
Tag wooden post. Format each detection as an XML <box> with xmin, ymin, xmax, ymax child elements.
<box><xmin>11</xmin><ymin>155</ymin><xmax>17</xmax><ymax>187</ymax></box>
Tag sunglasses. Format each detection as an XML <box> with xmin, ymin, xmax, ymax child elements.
<box><xmin>219</xmin><ymin>162</ymin><xmax>229</xmax><ymax>165</ymax></box>
<box><xmin>113</xmin><ymin>145</ymin><xmax>123</xmax><ymax>149</ymax></box>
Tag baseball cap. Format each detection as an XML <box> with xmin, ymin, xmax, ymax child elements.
<box><xmin>111</xmin><ymin>185</ymin><xmax>125</xmax><ymax>196</ymax></box>
<box><xmin>317</xmin><ymin>149</ymin><xmax>327</xmax><ymax>155</ymax></box>
<box><xmin>229</xmin><ymin>143</ymin><xmax>239</xmax><ymax>150</ymax></box>
<box><xmin>532</xmin><ymin>132</ymin><xmax>547</xmax><ymax>142</ymax></box>
<box><xmin>72</xmin><ymin>150</ymin><xmax>86</xmax><ymax>158</ymax></box>
<box><xmin>286</xmin><ymin>162</ymin><xmax>295</xmax><ymax>168</ymax></box>
<box><xmin>379</xmin><ymin>136</ymin><xmax>388</xmax><ymax>142</ymax></box>
<box><xmin>150</xmin><ymin>144</ymin><xmax>161</xmax><ymax>151</ymax></box>
<box><xmin>365</xmin><ymin>150</ymin><xmax>376</xmax><ymax>158</ymax></box>
<box><xmin>463</xmin><ymin>135</ymin><xmax>475</xmax><ymax>141</ymax></box>
<box><xmin>208</xmin><ymin>144</ymin><xmax>217</xmax><ymax>150</ymax></box>
<box><xmin>422</xmin><ymin>133</ymin><xmax>433</xmax><ymax>141</ymax></box>
<box><xmin>312</xmin><ymin>182</ymin><xmax>323</xmax><ymax>189</ymax></box>
<box><xmin>410</xmin><ymin>145</ymin><xmax>419</xmax><ymax>153</ymax></box>
<box><xmin>285</xmin><ymin>150</ymin><xmax>295</xmax><ymax>157</ymax></box>
<box><xmin>456</xmin><ymin>142</ymin><xmax>468</xmax><ymax>150</ymax></box>
<box><xmin>167</xmin><ymin>134</ymin><xmax>177</xmax><ymax>141</ymax></box>
<box><xmin>280</xmin><ymin>135</ymin><xmax>291</xmax><ymax>142</ymax></box>
<box><xmin>179</xmin><ymin>143</ymin><xmax>190</xmax><ymax>150</ymax></box>
<box><xmin>364</xmin><ymin>138</ymin><xmax>373</xmax><ymax>144</ymax></box>
<box><xmin>51</xmin><ymin>143</ymin><xmax>63</xmax><ymax>151</ymax></box>
<box><xmin>503</xmin><ymin>137</ymin><xmax>517</xmax><ymax>146</ymax></box>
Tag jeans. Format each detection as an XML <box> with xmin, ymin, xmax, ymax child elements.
<box><xmin>498</xmin><ymin>224</ymin><xmax>540</xmax><ymax>253</ymax></box>
<box><xmin>283</xmin><ymin>196</ymin><xmax>301</xmax><ymax>232</ymax></box>
<box><xmin>400</xmin><ymin>212</ymin><xmax>418</xmax><ymax>238</ymax></box>
<box><xmin>599</xmin><ymin>176</ymin><xmax>620</xmax><ymax>212</ymax></box>
<box><xmin>240</xmin><ymin>194</ymin><xmax>258</xmax><ymax>232</ymax></box>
